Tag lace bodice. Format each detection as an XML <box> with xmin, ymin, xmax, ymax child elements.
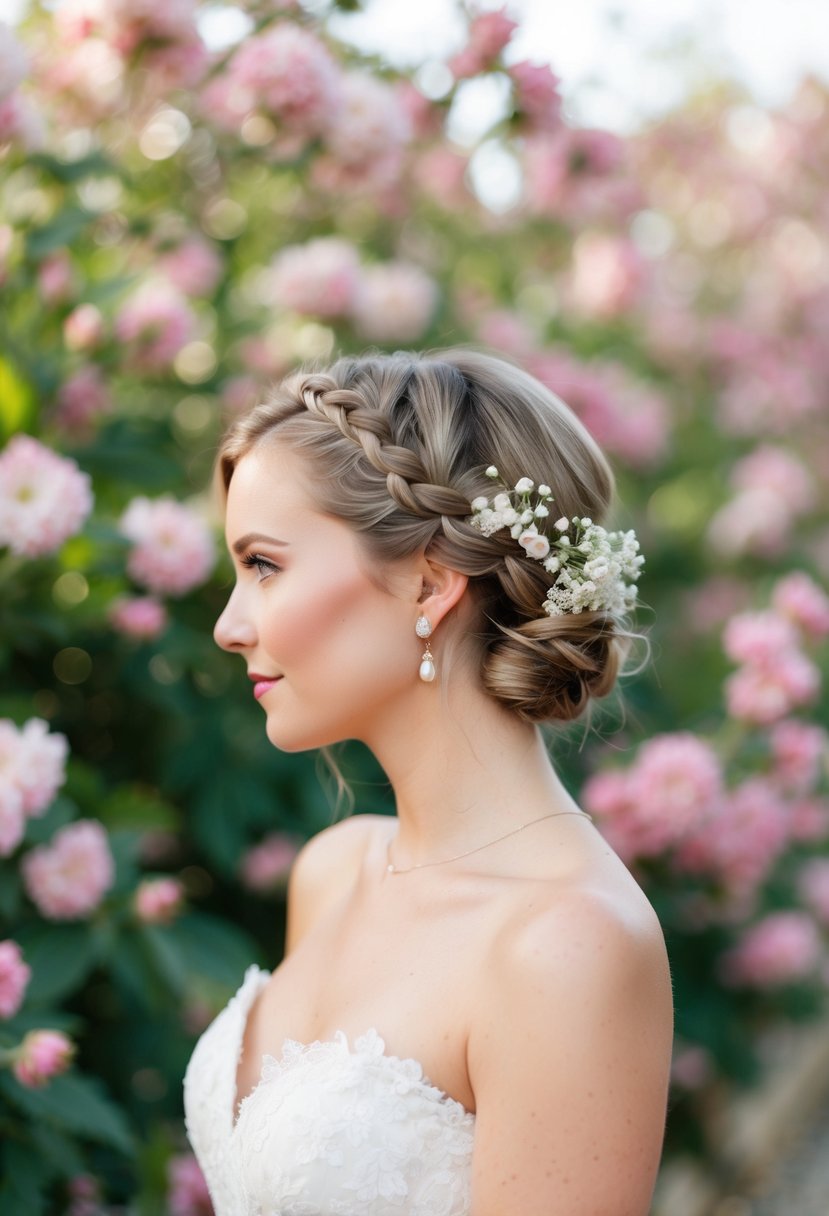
<box><xmin>183</xmin><ymin>965</ymin><xmax>475</xmax><ymax>1215</ymax></box>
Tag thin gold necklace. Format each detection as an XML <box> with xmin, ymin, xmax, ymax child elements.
<box><xmin>385</xmin><ymin>810</ymin><xmax>593</xmax><ymax>875</ymax></box>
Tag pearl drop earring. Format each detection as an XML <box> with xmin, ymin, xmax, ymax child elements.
<box><xmin>416</xmin><ymin>614</ymin><xmax>435</xmax><ymax>682</ymax></box>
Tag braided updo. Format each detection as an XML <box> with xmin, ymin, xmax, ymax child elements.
<box><xmin>218</xmin><ymin>348</ymin><xmax>634</xmax><ymax>724</ymax></box>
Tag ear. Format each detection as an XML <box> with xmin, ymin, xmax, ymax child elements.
<box><xmin>415</xmin><ymin>556</ymin><xmax>468</xmax><ymax>630</ymax></box>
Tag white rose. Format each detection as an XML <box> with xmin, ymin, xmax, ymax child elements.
<box><xmin>515</xmin><ymin>477</ymin><xmax>534</xmax><ymax>493</ymax></box>
<box><xmin>470</xmin><ymin>496</ymin><xmax>489</xmax><ymax>511</ymax></box>
<box><xmin>554</xmin><ymin>517</ymin><xmax>569</xmax><ymax>532</ymax></box>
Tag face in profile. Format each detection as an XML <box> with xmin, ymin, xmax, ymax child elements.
<box><xmin>214</xmin><ymin>440</ymin><xmax>426</xmax><ymax>752</ymax></box>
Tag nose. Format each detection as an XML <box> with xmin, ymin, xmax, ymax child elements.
<box><xmin>214</xmin><ymin>584</ymin><xmax>257</xmax><ymax>653</ymax></box>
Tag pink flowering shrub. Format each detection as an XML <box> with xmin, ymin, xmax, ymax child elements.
<box><xmin>0</xmin><ymin>940</ymin><xmax>31</xmax><ymax>1018</ymax></box>
<box><xmin>268</xmin><ymin>237</ymin><xmax>362</xmax><ymax>319</ymax></box>
<box><xmin>167</xmin><ymin>1152</ymin><xmax>213</xmax><ymax>1216</ymax></box>
<box><xmin>239</xmin><ymin>833</ymin><xmax>300</xmax><ymax>893</ymax></box>
<box><xmin>719</xmin><ymin>912</ymin><xmax>822</xmax><ymax>988</ymax></box>
<box><xmin>109</xmin><ymin>595</ymin><xmax>169</xmax><ymax>639</ymax></box>
<box><xmin>134</xmin><ymin>877</ymin><xmax>184</xmax><ymax>924</ymax></box>
<box><xmin>0</xmin><ymin>436</ymin><xmax>93</xmax><ymax>557</ymax></box>
<box><xmin>119</xmin><ymin>496</ymin><xmax>215</xmax><ymax>597</ymax></box>
<box><xmin>22</xmin><ymin>820</ymin><xmax>115</xmax><ymax>920</ymax></box>
<box><xmin>12</xmin><ymin>1028</ymin><xmax>75</xmax><ymax>1087</ymax></box>
<box><xmin>115</xmin><ymin>281</ymin><xmax>197</xmax><ymax>372</ymax></box>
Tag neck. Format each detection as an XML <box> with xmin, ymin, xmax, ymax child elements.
<box><xmin>360</xmin><ymin>675</ymin><xmax>582</xmax><ymax>870</ymax></box>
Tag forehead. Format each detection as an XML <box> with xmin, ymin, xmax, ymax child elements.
<box><xmin>224</xmin><ymin>442</ymin><xmax>321</xmax><ymax>533</ymax></box>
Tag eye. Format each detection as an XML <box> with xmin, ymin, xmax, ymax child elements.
<box><xmin>240</xmin><ymin>553</ymin><xmax>281</xmax><ymax>581</ymax></box>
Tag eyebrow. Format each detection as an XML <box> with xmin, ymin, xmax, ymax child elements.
<box><xmin>232</xmin><ymin>532</ymin><xmax>290</xmax><ymax>555</ymax></box>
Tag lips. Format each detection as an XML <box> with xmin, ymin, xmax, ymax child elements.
<box><xmin>248</xmin><ymin>672</ymin><xmax>283</xmax><ymax>700</ymax></box>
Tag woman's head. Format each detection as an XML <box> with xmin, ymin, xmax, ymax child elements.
<box><xmin>215</xmin><ymin>347</ymin><xmax>632</xmax><ymax>733</ymax></box>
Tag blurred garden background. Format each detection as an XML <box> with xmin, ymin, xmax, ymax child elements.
<box><xmin>1</xmin><ymin>0</ymin><xmax>829</xmax><ymax>1212</ymax></box>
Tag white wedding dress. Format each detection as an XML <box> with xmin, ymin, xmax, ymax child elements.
<box><xmin>183</xmin><ymin>965</ymin><xmax>476</xmax><ymax>1215</ymax></box>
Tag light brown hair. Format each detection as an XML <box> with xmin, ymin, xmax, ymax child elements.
<box><xmin>217</xmin><ymin>348</ymin><xmax>639</xmax><ymax>802</ymax></box>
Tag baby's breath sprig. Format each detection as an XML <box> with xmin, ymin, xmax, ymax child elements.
<box><xmin>468</xmin><ymin>466</ymin><xmax>644</xmax><ymax>617</ymax></box>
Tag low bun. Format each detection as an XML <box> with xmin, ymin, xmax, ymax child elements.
<box><xmin>482</xmin><ymin>612</ymin><xmax>626</xmax><ymax>724</ymax></box>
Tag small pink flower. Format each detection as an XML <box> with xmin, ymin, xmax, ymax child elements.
<box><xmin>566</xmin><ymin>232</ymin><xmax>645</xmax><ymax>319</ymax></box>
<box><xmin>449</xmin><ymin>6</ymin><xmax>517</xmax><ymax>77</ymax></box>
<box><xmin>352</xmin><ymin>262</ymin><xmax>438</xmax><ymax>343</ymax></box>
<box><xmin>319</xmin><ymin>71</ymin><xmax>410</xmax><ymax>191</ymax></box>
<box><xmin>720</xmin><ymin>911</ymin><xmax>822</xmax><ymax>988</ymax></box>
<box><xmin>509</xmin><ymin>60</ymin><xmax>562</xmax><ymax>130</ymax></box>
<box><xmin>789</xmin><ymin>797</ymin><xmax>829</xmax><ymax>843</ymax></box>
<box><xmin>22</xmin><ymin>819</ymin><xmax>115</xmax><ymax>920</ymax></box>
<box><xmin>675</xmin><ymin>777</ymin><xmax>790</xmax><ymax>895</ymax></box>
<box><xmin>119</xmin><ymin>496</ymin><xmax>215</xmax><ymax>597</ymax></box>
<box><xmin>722</xmin><ymin>611</ymin><xmax>799</xmax><ymax>666</ymax></box>
<box><xmin>268</xmin><ymin>238</ymin><xmax>362</xmax><ymax>319</ymax></box>
<box><xmin>0</xmin><ymin>21</ymin><xmax>29</xmax><ymax>102</ymax></box>
<box><xmin>12</xmin><ymin>1029</ymin><xmax>75</xmax><ymax>1087</ymax></box>
<box><xmin>109</xmin><ymin>595</ymin><xmax>169</xmax><ymax>640</ymax></box>
<box><xmin>115</xmin><ymin>281</ymin><xmax>196</xmax><ymax>372</ymax></box>
<box><xmin>725</xmin><ymin>653</ymin><xmax>820</xmax><ymax>725</ymax></box>
<box><xmin>772</xmin><ymin>572</ymin><xmax>829</xmax><ymax>639</ymax></box>
<box><xmin>670</xmin><ymin>1043</ymin><xmax>713</xmax><ymax>1090</ymax></box>
<box><xmin>0</xmin><ymin>781</ymin><xmax>24</xmax><ymax>858</ymax></box>
<box><xmin>167</xmin><ymin>1152</ymin><xmax>213</xmax><ymax>1216</ymax></box>
<box><xmin>158</xmin><ymin>238</ymin><xmax>223</xmax><ymax>298</ymax></box>
<box><xmin>15</xmin><ymin>718</ymin><xmax>69</xmax><ymax>817</ymax></box>
<box><xmin>63</xmin><ymin>304</ymin><xmax>104</xmax><ymax>352</ymax></box>
<box><xmin>0</xmin><ymin>940</ymin><xmax>31</xmax><ymax>1019</ymax></box>
<box><xmin>240</xmin><ymin>833</ymin><xmax>300</xmax><ymax>893</ymax></box>
<box><xmin>55</xmin><ymin>366</ymin><xmax>112</xmax><ymax>433</ymax></box>
<box><xmin>626</xmin><ymin>733</ymin><xmax>723</xmax><ymax>853</ymax></box>
<box><xmin>37</xmin><ymin>253</ymin><xmax>76</xmax><ymax>305</ymax></box>
<box><xmin>770</xmin><ymin>720</ymin><xmax>827</xmax><ymax>794</ymax></box>
<box><xmin>134</xmin><ymin>877</ymin><xmax>184</xmax><ymax>924</ymax></box>
<box><xmin>225</xmin><ymin>22</ymin><xmax>341</xmax><ymax>146</ymax></box>
<box><xmin>0</xmin><ymin>435</ymin><xmax>93</xmax><ymax>558</ymax></box>
<box><xmin>798</xmin><ymin>858</ymin><xmax>829</xmax><ymax>926</ymax></box>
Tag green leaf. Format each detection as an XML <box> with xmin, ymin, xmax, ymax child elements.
<box><xmin>168</xmin><ymin>912</ymin><xmax>261</xmax><ymax>988</ymax></box>
<box><xmin>0</xmin><ymin>358</ymin><xmax>35</xmax><ymax>439</ymax></box>
<box><xmin>25</xmin><ymin>206</ymin><xmax>93</xmax><ymax>258</ymax></box>
<box><xmin>0</xmin><ymin>1069</ymin><xmax>135</xmax><ymax>1156</ymax></box>
<box><xmin>13</xmin><ymin>924</ymin><xmax>100</xmax><ymax>1006</ymax></box>
<box><xmin>0</xmin><ymin>1140</ymin><xmax>49</xmax><ymax>1216</ymax></box>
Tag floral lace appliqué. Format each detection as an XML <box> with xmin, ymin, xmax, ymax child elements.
<box><xmin>183</xmin><ymin>965</ymin><xmax>475</xmax><ymax>1216</ymax></box>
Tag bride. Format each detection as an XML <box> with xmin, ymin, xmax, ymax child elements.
<box><xmin>184</xmin><ymin>348</ymin><xmax>673</xmax><ymax>1215</ymax></box>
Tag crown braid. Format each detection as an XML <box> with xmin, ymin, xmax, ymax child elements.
<box><xmin>217</xmin><ymin>348</ymin><xmax>633</xmax><ymax>725</ymax></box>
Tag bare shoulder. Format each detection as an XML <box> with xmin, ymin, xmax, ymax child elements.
<box><xmin>468</xmin><ymin>863</ymin><xmax>673</xmax><ymax>1215</ymax></box>
<box><xmin>284</xmin><ymin>814</ymin><xmax>390</xmax><ymax>953</ymax></box>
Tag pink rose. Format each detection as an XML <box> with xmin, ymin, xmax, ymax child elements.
<box><xmin>268</xmin><ymin>238</ymin><xmax>362</xmax><ymax>319</ymax></box>
<box><xmin>109</xmin><ymin>595</ymin><xmax>169</xmax><ymax>640</ymax></box>
<box><xmin>772</xmin><ymin>572</ymin><xmax>829</xmax><ymax>639</ymax></box>
<box><xmin>720</xmin><ymin>912</ymin><xmax>822</xmax><ymax>988</ymax></box>
<box><xmin>0</xmin><ymin>940</ymin><xmax>31</xmax><ymax>1019</ymax></box>
<box><xmin>22</xmin><ymin>819</ymin><xmax>115</xmax><ymax>920</ymax></box>
<box><xmin>352</xmin><ymin>262</ymin><xmax>438</xmax><ymax>343</ymax></box>
<box><xmin>134</xmin><ymin>877</ymin><xmax>184</xmax><ymax>924</ymax></box>
<box><xmin>0</xmin><ymin>435</ymin><xmax>93</xmax><ymax>558</ymax></box>
<box><xmin>12</xmin><ymin>1029</ymin><xmax>75</xmax><ymax>1087</ymax></box>
<box><xmin>63</xmin><ymin>303</ymin><xmax>104</xmax><ymax>352</ymax></box>
<box><xmin>167</xmin><ymin>1152</ymin><xmax>213</xmax><ymax>1216</ymax></box>
<box><xmin>119</xmin><ymin>496</ymin><xmax>215</xmax><ymax>597</ymax></box>
<box><xmin>115</xmin><ymin>281</ymin><xmax>196</xmax><ymax>372</ymax></box>
<box><xmin>240</xmin><ymin>833</ymin><xmax>300</xmax><ymax>893</ymax></box>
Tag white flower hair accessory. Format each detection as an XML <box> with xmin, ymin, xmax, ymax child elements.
<box><xmin>468</xmin><ymin>466</ymin><xmax>644</xmax><ymax>617</ymax></box>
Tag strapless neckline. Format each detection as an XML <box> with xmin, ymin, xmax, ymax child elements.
<box><xmin>232</xmin><ymin>965</ymin><xmax>475</xmax><ymax>1129</ymax></box>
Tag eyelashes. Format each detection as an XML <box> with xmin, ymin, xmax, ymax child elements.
<box><xmin>240</xmin><ymin>553</ymin><xmax>281</xmax><ymax>580</ymax></box>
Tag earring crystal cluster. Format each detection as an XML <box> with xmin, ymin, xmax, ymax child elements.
<box><xmin>416</xmin><ymin>615</ymin><xmax>435</xmax><ymax>682</ymax></box>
